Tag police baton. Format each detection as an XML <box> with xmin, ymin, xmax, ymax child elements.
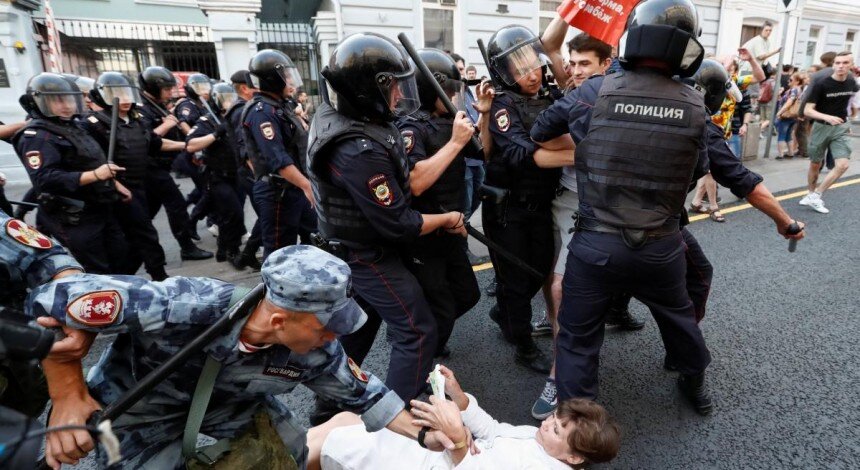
<box><xmin>476</xmin><ymin>39</ymin><xmax>500</xmax><ymax>90</ymax></box>
<box><xmin>786</xmin><ymin>221</ymin><xmax>802</xmax><ymax>253</ymax></box>
<box><xmin>107</xmin><ymin>97</ymin><xmax>120</xmax><ymax>165</ymax></box>
<box><xmin>35</xmin><ymin>284</ymin><xmax>266</xmax><ymax>469</ymax></box>
<box><xmin>7</xmin><ymin>200</ymin><xmax>38</xmax><ymax>208</ymax></box>
<box><xmin>200</xmin><ymin>99</ymin><xmax>222</xmax><ymax>126</ymax></box>
<box><xmin>397</xmin><ymin>33</ymin><xmax>483</xmax><ymax>156</ymax></box>
<box><xmin>465</xmin><ymin>223</ymin><xmax>544</xmax><ymax>281</ymax></box>
<box><xmin>141</xmin><ymin>93</ymin><xmax>170</xmax><ymax>118</ymax></box>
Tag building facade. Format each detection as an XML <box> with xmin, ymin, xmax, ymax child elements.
<box><xmin>1</xmin><ymin>0</ymin><xmax>858</xmax><ymax>182</ymax></box>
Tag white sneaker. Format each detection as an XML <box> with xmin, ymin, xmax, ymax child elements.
<box><xmin>798</xmin><ymin>193</ymin><xmax>814</xmax><ymax>206</ymax></box>
<box><xmin>807</xmin><ymin>196</ymin><xmax>829</xmax><ymax>214</ymax></box>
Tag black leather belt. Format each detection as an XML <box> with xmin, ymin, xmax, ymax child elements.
<box><xmin>574</xmin><ymin>213</ymin><xmax>679</xmax><ymax>240</ymax></box>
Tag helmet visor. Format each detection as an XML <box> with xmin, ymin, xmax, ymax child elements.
<box><xmin>34</xmin><ymin>92</ymin><xmax>84</xmax><ymax>118</ymax></box>
<box><xmin>440</xmin><ymin>77</ymin><xmax>467</xmax><ymax>113</ymax></box>
<box><xmin>189</xmin><ymin>80</ymin><xmax>212</xmax><ymax>97</ymax></box>
<box><xmin>74</xmin><ymin>77</ymin><xmax>95</xmax><ymax>95</ymax></box>
<box><xmin>494</xmin><ymin>38</ymin><xmax>547</xmax><ymax>87</ymax></box>
<box><xmin>99</xmin><ymin>84</ymin><xmax>141</xmax><ymax>105</ymax></box>
<box><xmin>251</xmin><ymin>65</ymin><xmax>304</xmax><ymax>92</ymax></box>
<box><xmin>214</xmin><ymin>91</ymin><xmax>238</xmax><ymax>111</ymax></box>
<box><xmin>377</xmin><ymin>69</ymin><xmax>420</xmax><ymax>117</ymax></box>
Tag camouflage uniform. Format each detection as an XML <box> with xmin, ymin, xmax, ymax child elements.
<box><xmin>25</xmin><ymin>245</ymin><xmax>404</xmax><ymax>469</ymax></box>
<box><xmin>1</xmin><ymin>214</ymin><xmax>82</xmax><ymax>416</ymax></box>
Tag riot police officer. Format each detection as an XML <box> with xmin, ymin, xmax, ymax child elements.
<box><xmin>13</xmin><ymin>73</ymin><xmax>128</xmax><ymax>274</ymax></box>
<box><xmin>136</xmin><ymin>66</ymin><xmax>211</xmax><ymax>259</ymax></box>
<box><xmin>483</xmin><ymin>25</ymin><xmax>560</xmax><ymax>373</ymax></box>
<box><xmin>186</xmin><ymin>83</ymin><xmax>247</xmax><ymax>266</ymax></box>
<box><xmin>530</xmin><ymin>0</ymin><xmax>716</xmax><ymax>414</ymax></box>
<box><xmin>307</xmin><ymin>33</ymin><xmax>466</xmax><ymax>401</ymax></box>
<box><xmin>82</xmin><ymin>72</ymin><xmax>185</xmax><ymax>280</ymax></box>
<box><xmin>396</xmin><ymin>48</ymin><xmax>480</xmax><ymax>358</ymax></box>
<box><xmin>242</xmin><ymin>49</ymin><xmax>316</xmax><ymax>259</ymax></box>
<box><xmin>227</xmin><ymin>70</ymin><xmax>263</xmax><ymax>270</ymax></box>
<box><xmin>174</xmin><ymin>73</ymin><xmax>211</xmax><ymax>214</ymax></box>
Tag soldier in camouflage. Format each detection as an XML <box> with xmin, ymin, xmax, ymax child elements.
<box><xmin>27</xmin><ymin>244</ymin><xmax>456</xmax><ymax>469</ymax></box>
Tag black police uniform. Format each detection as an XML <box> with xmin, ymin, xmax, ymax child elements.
<box><xmin>137</xmin><ymin>101</ymin><xmax>200</xmax><ymax>249</ymax></box>
<box><xmin>397</xmin><ymin>110</ymin><xmax>480</xmax><ymax>356</ymax></box>
<box><xmin>83</xmin><ymin>110</ymin><xmax>168</xmax><ymax>279</ymax></box>
<box><xmin>484</xmin><ymin>91</ymin><xmax>560</xmax><ymax>351</ymax></box>
<box><xmin>227</xmin><ymin>97</ymin><xmax>263</xmax><ymax>261</ymax></box>
<box><xmin>530</xmin><ymin>70</ymin><xmax>712</xmax><ymax>400</ymax></box>
<box><xmin>186</xmin><ymin>115</ymin><xmax>247</xmax><ymax>256</ymax></box>
<box><xmin>242</xmin><ymin>92</ymin><xmax>316</xmax><ymax>258</ymax></box>
<box><xmin>173</xmin><ymin>97</ymin><xmax>207</xmax><ymax>205</ymax></box>
<box><xmin>13</xmin><ymin>119</ymin><xmax>127</xmax><ymax>273</ymax></box>
<box><xmin>308</xmin><ymin>102</ymin><xmax>437</xmax><ymax>401</ymax></box>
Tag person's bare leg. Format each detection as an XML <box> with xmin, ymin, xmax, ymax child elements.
<box><xmin>542</xmin><ymin>275</ymin><xmax>555</xmax><ymax>324</ymax></box>
<box><xmin>691</xmin><ymin>177</ymin><xmax>706</xmax><ymax>207</ymax></box>
<box><xmin>816</xmin><ymin>158</ymin><xmax>850</xmax><ymax>194</ymax></box>
<box><xmin>307</xmin><ymin>412</ymin><xmax>363</xmax><ymax>470</ymax></box>
<box><xmin>703</xmin><ymin>174</ymin><xmax>719</xmax><ymax>212</ymax></box>
<box><xmin>808</xmin><ymin>161</ymin><xmax>822</xmax><ymax>192</ymax></box>
<box><xmin>547</xmin><ymin>273</ymin><xmax>563</xmax><ymax>380</ymax></box>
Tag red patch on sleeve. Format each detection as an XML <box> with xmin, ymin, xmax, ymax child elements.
<box><xmin>25</xmin><ymin>151</ymin><xmax>42</xmax><ymax>169</ymax></box>
<box><xmin>66</xmin><ymin>290</ymin><xmax>122</xmax><ymax>327</ymax></box>
<box><xmin>5</xmin><ymin>218</ymin><xmax>52</xmax><ymax>249</ymax></box>
<box><xmin>347</xmin><ymin>357</ymin><xmax>368</xmax><ymax>383</ymax></box>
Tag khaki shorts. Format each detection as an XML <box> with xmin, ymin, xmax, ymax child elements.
<box><xmin>551</xmin><ymin>188</ymin><xmax>579</xmax><ymax>275</ymax></box>
<box><xmin>808</xmin><ymin>122</ymin><xmax>852</xmax><ymax>163</ymax></box>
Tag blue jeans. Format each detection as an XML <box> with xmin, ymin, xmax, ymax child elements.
<box><xmin>462</xmin><ymin>164</ymin><xmax>486</xmax><ymax>221</ymax></box>
<box><xmin>727</xmin><ymin>134</ymin><xmax>742</xmax><ymax>158</ymax></box>
<box><xmin>775</xmin><ymin>119</ymin><xmax>795</xmax><ymax>143</ymax></box>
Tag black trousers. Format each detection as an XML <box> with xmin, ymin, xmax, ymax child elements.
<box><xmin>338</xmin><ymin>246</ymin><xmax>438</xmax><ymax>401</ymax></box>
<box><xmin>252</xmin><ymin>181</ymin><xmax>316</xmax><ymax>260</ymax></box>
<box><xmin>405</xmin><ymin>233</ymin><xmax>480</xmax><ymax>354</ymax></box>
<box><xmin>115</xmin><ymin>185</ymin><xmax>167</xmax><ymax>276</ymax></box>
<box><xmin>482</xmin><ymin>201</ymin><xmax>555</xmax><ymax>345</ymax></box>
<box><xmin>556</xmin><ymin>230</ymin><xmax>712</xmax><ymax>400</ymax></box>
<box><xmin>236</xmin><ymin>167</ymin><xmax>262</xmax><ymax>255</ymax></box>
<box><xmin>208</xmin><ymin>176</ymin><xmax>246</xmax><ymax>253</ymax></box>
<box><xmin>37</xmin><ymin>204</ymin><xmax>127</xmax><ymax>274</ymax></box>
<box><xmin>145</xmin><ymin>168</ymin><xmax>195</xmax><ymax>251</ymax></box>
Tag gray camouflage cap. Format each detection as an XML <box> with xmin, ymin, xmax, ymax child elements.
<box><xmin>261</xmin><ymin>245</ymin><xmax>367</xmax><ymax>335</ymax></box>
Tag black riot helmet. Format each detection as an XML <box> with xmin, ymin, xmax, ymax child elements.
<box><xmin>686</xmin><ymin>59</ymin><xmax>731</xmax><ymax>115</ymax></box>
<box><xmin>20</xmin><ymin>73</ymin><xmax>84</xmax><ymax>120</ymax></box>
<box><xmin>60</xmin><ymin>74</ymin><xmax>95</xmax><ymax>95</ymax></box>
<box><xmin>321</xmin><ymin>32</ymin><xmax>421</xmax><ymax>121</ymax></box>
<box><xmin>183</xmin><ymin>73</ymin><xmax>212</xmax><ymax>101</ymax></box>
<box><xmin>248</xmin><ymin>49</ymin><xmax>303</xmax><ymax>96</ymax></box>
<box><xmin>210</xmin><ymin>83</ymin><xmax>238</xmax><ymax>114</ymax></box>
<box><xmin>618</xmin><ymin>0</ymin><xmax>705</xmax><ymax>77</ymax></box>
<box><xmin>414</xmin><ymin>48</ymin><xmax>466</xmax><ymax>113</ymax></box>
<box><xmin>90</xmin><ymin>72</ymin><xmax>141</xmax><ymax>109</ymax></box>
<box><xmin>138</xmin><ymin>66</ymin><xmax>177</xmax><ymax>99</ymax></box>
<box><xmin>486</xmin><ymin>25</ymin><xmax>547</xmax><ymax>91</ymax></box>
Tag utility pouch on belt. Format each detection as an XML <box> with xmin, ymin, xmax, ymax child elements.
<box><xmin>38</xmin><ymin>193</ymin><xmax>85</xmax><ymax>226</ymax></box>
<box><xmin>310</xmin><ymin>232</ymin><xmax>348</xmax><ymax>261</ymax></box>
<box><xmin>478</xmin><ymin>184</ymin><xmax>509</xmax><ymax>226</ymax></box>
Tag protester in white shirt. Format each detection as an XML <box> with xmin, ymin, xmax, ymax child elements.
<box><xmin>307</xmin><ymin>365</ymin><xmax>620</xmax><ymax>470</ymax></box>
<box><xmin>740</xmin><ymin>21</ymin><xmax>782</xmax><ymax>75</ymax></box>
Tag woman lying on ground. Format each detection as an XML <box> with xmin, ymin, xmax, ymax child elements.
<box><xmin>307</xmin><ymin>365</ymin><xmax>620</xmax><ymax>469</ymax></box>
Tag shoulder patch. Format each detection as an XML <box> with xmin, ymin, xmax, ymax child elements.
<box><xmin>367</xmin><ymin>173</ymin><xmax>393</xmax><ymax>206</ymax></box>
<box><xmin>87</xmin><ymin>115</ymin><xmax>99</xmax><ymax>124</ymax></box>
<box><xmin>67</xmin><ymin>290</ymin><xmax>122</xmax><ymax>327</ymax></box>
<box><xmin>23</xmin><ymin>129</ymin><xmax>38</xmax><ymax>136</ymax></box>
<box><xmin>199</xmin><ymin>116</ymin><xmax>208</xmax><ymax>122</ymax></box>
<box><xmin>5</xmin><ymin>218</ymin><xmax>52</xmax><ymax>249</ymax></box>
<box><xmin>495</xmin><ymin>109</ymin><xmax>510</xmax><ymax>132</ymax></box>
<box><xmin>347</xmin><ymin>357</ymin><xmax>368</xmax><ymax>383</ymax></box>
<box><xmin>25</xmin><ymin>150</ymin><xmax>42</xmax><ymax>169</ymax></box>
<box><xmin>401</xmin><ymin>130</ymin><xmax>415</xmax><ymax>153</ymax></box>
<box><xmin>260</xmin><ymin>122</ymin><xmax>275</xmax><ymax>140</ymax></box>
<box><xmin>181</xmin><ymin>107</ymin><xmax>191</xmax><ymax>117</ymax></box>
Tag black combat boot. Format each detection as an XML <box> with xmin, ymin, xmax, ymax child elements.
<box><xmin>515</xmin><ymin>340</ymin><xmax>552</xmax><ymax>374</ymax></box>
<box><xmin>488</xmin><ymin>305</ymin><xmax>515</xmax><ymax>344</ymax></box>
<box><xmin>232</xmin><ymin>248</ymin><xmax>262</xmax><ymax>270</ymax></box>
<box><xmin>180</xmin><ymin>244</ymin><xmax>214</xmax><ymax>261</ymax></box>
<box><xmin>678</xmin><ymin>372</ymin><xmax>713</xmax><ymax>416</ymax></box>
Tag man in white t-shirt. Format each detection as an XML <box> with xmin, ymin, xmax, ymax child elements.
<box><xmin>740</xmin><ymin>21</ymin><xmax>782</xmax><ymax>75</ymax></box>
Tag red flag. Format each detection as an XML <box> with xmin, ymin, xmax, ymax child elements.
<box><xmin>557</xmin><ymin>0</ymin><xmax>640</xmax><ymax>47</ymax></box>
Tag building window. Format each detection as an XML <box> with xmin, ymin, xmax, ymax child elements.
<box><xmin>846</xmin><ymin>30</ymin><xmax>857</xmax><ymax>54</ymax></box>
<box><xmin>803</xmin><ymin>26</ymin><xmax>821</xmax><ymax>69</ymax></box>
<box><xmin>423</xmin><ymin>3</ymin><xmax>456</xmax><ymax>52</ymax></box>
<box><xmin>540</xmin><ymin>0</ymin><xmax>562</xmax><ymax>10</ymax></box>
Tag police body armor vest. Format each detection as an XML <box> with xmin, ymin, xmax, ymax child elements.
<box><xmin>576</xmin><ymin>71</ymin><xmax>707</xmax><ymax>230</ymax></box>
<box><xmin>308</xmin><ymin>103</ymin><xmax>410</xmax><ymax>246</ymax></box>
<box><xmin>404</xmin><ymin>111</ymin><xmax>466</xmax><ymax>213</ymax></box>
<box><xmin>198</xmin><ymin>117</ymin><xmax>238</xmax><ymax>180</ymax></box>
<box><xmin>14</xmin><ymin>119</ymin><xmax>117</xmax><ymax>204</ymax></box>
<box><xmin>140</xmin><ymin>103</ymin><xmax>181</xmax><ymax>168</ymax></box>
<box><xmin>241</xmin><ymin>94</ymin><xmax>308</xmax><ymax>180</ymax></box>
<box><xmin>507</xmin><ymin>93</ymin><xmax>560</xmax><ymax>204</ymax></box>
<box><xmin>224</xmin><ymin>100</ymin><xmax>247</xmax><ymax>167</ymax></box>
<box><xmin>90</xmin><ymin>111</ymin><xmax>151</xmax><ymax>187</ymax></box>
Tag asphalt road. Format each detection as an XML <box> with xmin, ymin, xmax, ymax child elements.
<box><xmin>47</xmin><ymin>176</ymin><xmax>860</xmax><ymax>469</ymax></box>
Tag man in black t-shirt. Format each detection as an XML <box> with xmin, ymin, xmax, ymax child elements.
<box><xmin>799</xmin><ymin>51</ymin><xmax>859</xmax><ymax>214</ymax></box>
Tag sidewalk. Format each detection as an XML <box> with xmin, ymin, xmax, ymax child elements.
<box><xmin>4</xmin><ymin>122</ymin><xmax>858</xmax><ymax>283</ymax></box>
